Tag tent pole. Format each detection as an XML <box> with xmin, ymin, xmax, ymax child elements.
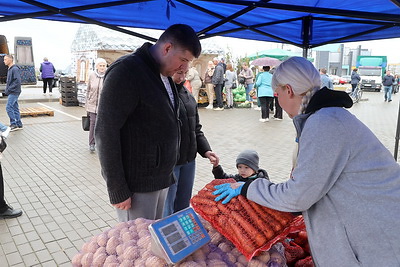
<box><xmin>302</xmin><ymin>48</ymin><xmax>308</xmax><ymax>58</ymax></box>
<box><xmin>394</xmin><ymin>101</ymin><xmax>400</xmax><ymax>160</ymax></box>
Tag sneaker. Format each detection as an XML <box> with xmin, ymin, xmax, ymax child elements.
<box><xmin>49</xmin><ymin>93</ymin><xmax>53</xmax><ymax>96</ymax></box>
<box><xmin>274</xmin><ymin>117</ymin><xmax>282</xmax><ymax>121</ymax></box>
<box><xmin>389</xmin><ymin>99</ymin><xmax>392</xmax><ymax>102</ymax></box>
<box><xmin>205</xmin><ymin>105</ymin><xmax>213</xmax><ymax>109</ymax></box>
<box><xmin>10</xmin><ymin>125</ymin><xmax>19</xmax><ymax>132</ymax></box>
<box><xmin>0</xmin><ymin>205</ymin><xmax>23</xmax><ymax>219</ymax></box>
<box><xmin>259</xmin><ymin>118</ymin><xmax>266</xmax><ymax>122</ymax></box>
<box><xmin>90</xmin><ymin>145</ymin><xmax>95</xmax><ymax>152</ymax></box>
<box><xmin>213</xmin><ymin>107</ymin><xmax>224</xmax><ymax>111</ymax></box>
<box><xmin>18</xmin><ymin>125</ymin><xmax>23</xmax><ymax>130</ymax></box>
<box><xmin>43</xmin><ymin>93</ymin><xmax>46</xmax><ymax>96</ymax></box>
<box><xmin>1</xmin><ymin>127</ymin><xmax>11</xmax><ymax>138</ymax></box>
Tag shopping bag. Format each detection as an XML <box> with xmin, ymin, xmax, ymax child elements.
<box><xmin>82</xmin><ymin>115</ymin><xmax>90</xmax><ymax>131</ymax></box>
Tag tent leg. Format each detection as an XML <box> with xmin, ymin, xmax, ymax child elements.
<box><xmin>394</xmin><ymin>101</ymin><xmax>400</xmax><ymax>160</ymax></box>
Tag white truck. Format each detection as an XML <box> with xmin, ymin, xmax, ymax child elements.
<box><xmin>356</xmin><ymin>56</ymin><xmax>387</xmax><ymax>92</ymax></box>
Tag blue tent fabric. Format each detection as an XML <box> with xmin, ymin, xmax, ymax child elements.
<box><xmin>0</xmin><ymin>0</ymin><xmax>399</xmax><ymax>48</ymax></box>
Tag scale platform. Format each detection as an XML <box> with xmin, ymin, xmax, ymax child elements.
<box><xmin>148</xmin><ymin>207</ymin><xmax>210</xmax><ymax>264</ymax></box>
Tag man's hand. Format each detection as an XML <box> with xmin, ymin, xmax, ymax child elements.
<box><xmin>112</xmin><ymin>197</ymin><xmax>131</xmax><ymax>210</ymax></box>
<box><xmin>213</xmin><ymin>182</ymin><xmax>244</xmax><ymax>204</ymax></box>
<box><xmin>205</xmin><ymin>151</ymin><xmax>220</xmax><ymax>167</ymax></box>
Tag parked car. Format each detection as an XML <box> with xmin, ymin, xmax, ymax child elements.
<box><xmin>341</xmin><ymin>75</ymin><xmax>351</xmax><ymax>84</ymax></box>
<box><xmin>329</xmin><ymin>75</ymin><xmax>341</xmax><ymax>85</ymax></box>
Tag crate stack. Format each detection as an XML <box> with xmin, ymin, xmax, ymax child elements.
<box><xmin>60</xmin><ymin>77</ymin><xmax>79</xmax><ymax>106</ymax></box>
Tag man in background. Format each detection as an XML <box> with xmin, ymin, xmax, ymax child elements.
<box><xmin>320</xmin><ymin>68</ymin><xmax>333</xmax><ymax>90</ymax></box>
<box><xmin>95</xmin><ymin>24</ymin><xmax>201</xmax><ymax>222</ymax></box>
<box><xmin>3</xmin><ymin>55</ymin><xmax>22</xmax><ymax>131</ymax></box>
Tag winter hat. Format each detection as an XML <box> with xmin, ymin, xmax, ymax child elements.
<box><xmin>236</xmin><ymin>150</ymin><xmax>259</xmax><ymax>172</ymax></box>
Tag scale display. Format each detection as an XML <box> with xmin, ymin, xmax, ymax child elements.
<box><xmin>148</xmin><ymin>207</ymin><xmax>210</xmax><ymax>264</ymax></box>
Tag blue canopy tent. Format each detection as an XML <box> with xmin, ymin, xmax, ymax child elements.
<box><xmin>1</xmin><ymin>0</ymin><xmax>399</xmax><ymax>57</ymax></box>
<box><xmin>1</xmin><ymin>0</ymin><xmax>400</xmax><ymax>157</ymax></box>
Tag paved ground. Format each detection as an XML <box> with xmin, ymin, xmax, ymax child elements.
<box><xmin>0</xmin><ymin>85</ymin><xmax>398</xmax><ymax>266</ymax></box>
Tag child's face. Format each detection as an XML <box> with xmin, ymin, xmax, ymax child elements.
<box><xmin>237</xmin><ymin>164</ymin><xmax>255</xmax><ymax>178</ymax></box>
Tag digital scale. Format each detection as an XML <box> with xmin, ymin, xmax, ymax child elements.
<box><xmin>148</xmin><ymin>207</ymin><xmax>210</xmax><ymax>265</ymax></box>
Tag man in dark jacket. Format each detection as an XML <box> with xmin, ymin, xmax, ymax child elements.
<box><xmin>382</xmin><ymin>70</ymin><xmax>395</xmax><ymax>102</ymax></box>
<box><xmin>95</xmin><ymin>24</ymin><xmax>201</xmax><ymax>222</ymax></box>
<box><xmin>3</xmin><ymin>55</ymin><xmax>22</xmax><ymax>131</ymax></box>
<box><xmin>212</xmin><ymin>57</ymin><xmax>225</xmax><ymax>110</ymax></box>
<box><xmin>350</xmin><ymin>68</ymin><xmax>361</xmax><ymax>92</ymax></box>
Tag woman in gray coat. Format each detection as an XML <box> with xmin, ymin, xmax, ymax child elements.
<box><xmin>85</xmin><ymin>58</ymin><xmax>107</xmax><ymax>152</ymax></box>
<box><xmin>214</xmin><ymin>57</ymin><xmax>400</xmax><ymax>266</ymax></box>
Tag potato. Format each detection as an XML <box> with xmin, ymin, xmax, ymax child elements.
<box><xmin>71</xmin><ymin>253</ymin><xmax>83</xmax><ymax>267</ymax></box>
<box><xmin>92</xmin><ymin>253</ymin><xmax>107</xmax><ymax>267</ymax></box>
<box><xmin>80</xmin><ymin>252</ymin><xmax>93</xmax><ymax>267</ymax></box>
<box><xmin>96</xmin><ymin>233</ymin><xmax>108</xmax><ymax>247</ymax></box>
<box><xmin>106</xmin><ymin>236</ymin><xmax>120</xmax><ymax>255</ymax></box>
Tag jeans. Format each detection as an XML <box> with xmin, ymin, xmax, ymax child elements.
<box><xmin>6</xmin><ymin>93</ymin><xmax>22</xmax><ymax>127</ymax></box>
<box><xmin>384</xmin><ymin>85</ymin><xmax>393</xmax><ymax>101</ymax></box>
<box><xmin>225</xmin><ymin>85</ymin><xmax>233</xmax><ymax>107</ymax></box>
<box><xmin>163</xmin><ymin>160</ymin><xmax>196</xmax><ymax>217</ymax></box>
<box><xmin>214</xmin><ymin>84</ymin><xmax>223</xmax><ymax>108</ymax></box>
<box><xmin>245</xmin><ymin>83</ymin><xmax>254</xmax><ymax>101</ymax></box>
<box><xmin>0</xmin><ymin>122</ymin><xmax>8</xmax><ymax>132</ymax></box>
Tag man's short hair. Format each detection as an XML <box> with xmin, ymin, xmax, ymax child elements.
<box><xmin>158</xmin><ymin>24</ymin><xmax>202</xmax><ymax>58</ymax></box>
<box><xmin>5</xmin><ymin>54</ymin><xmax>13</xmax><ymax>60</ymax></box>
<box><xmin>320</xmin><ymin>68</ymin><xmax>327</xmax><ymax>74</ymax></box>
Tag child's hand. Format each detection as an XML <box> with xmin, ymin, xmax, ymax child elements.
<box><xmin>205</xmin><ymin>151</ymin><xmax>219</xmax><ymax>167</ymax></box>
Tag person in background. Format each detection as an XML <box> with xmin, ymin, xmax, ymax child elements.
<box><xmin>393</xmin><ymin>74</ymin><xmax>399</xmax><ymax>94</ymax></box>
<box><xmin>319</xmin><ymin>68</ymin><xmax>333</xmax><ymax>90</ymax></box>
<box><xmin>163</xmin><ymin>69</ymin><xmax>219</xmax><ymax>217</ymax></box>
<box><xmin>95</xmin><ymin>24</ymin><xmax>202</xmax><ymax>222</ymax></box>
<box><xmin>3</xmin><ymin>55</ymin><xmax>22</xmax><ymax>131</ymax></box>
<box><xmin>85</xmin><ymin>58</ymin><xmax>107</xmax><ymax>152</ymax></box>
<box><xmin>211</xmin><ymin>57</ymin><xmax>225</xmax><ymax>111</ymax></box>
<box><xmin>204</xmin><ymin>61</ymin><xmax>215</xmax><ymax>109</ymax></box>
<box><xmin>213</xmin><ymin>56</ymin><xmax>400</xmax><ymax>266</ymax></box>
<box><xmin>350</xmin><ymin>68</ymin><xmax>361</xmax><ymax>92</ymax></box>
<box><xmin>212</xmin><ymin>149</ymin><xmax>268</xmax><ymax>183</ymax></box>
<box><xmin>382</xmin><ymin>70</ymin><xmax>395</xmax><ymax>102</ymax></box>
<box><xmin>186</xmin><ymin>65</ymin><xmax>202</xmax><ymax>103</ymax></box>
<box><xmin>40</xmin><ymin>57</ymin><xmax>56</xmax><ymax>95</ymax></box>
<box><xmin>270</xmin><ymin>67</ymin><xmax>283</xmax><ymax>120</ymax></box>
<box><xmin>255</xmin><ymin>66</ymin><xmax>274</xmax><ymax>122</ymax></box>
<box><xmin>238</xmin><ymin>62</ymin><xmax>254</xmax><ymax>102</ymax></box>
<box><xmin>224</xmin><ymin>63</ymin><xmax>236</xmax><ymax>109</ymax></box>
<box><xmin>253</xmin><ymin>66</ymin><xmax>263</xmax><ymax>111</ymax></box>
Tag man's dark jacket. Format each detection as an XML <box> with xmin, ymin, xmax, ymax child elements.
<box><xmin>95</xmin><ymin>43</ymin><xmax>180</xmax><ymax>205</ymax></box>
<box><xmin>175</xmin><ymin>82</ymin><xmax>211</xmax><ymax>165</ymax></box>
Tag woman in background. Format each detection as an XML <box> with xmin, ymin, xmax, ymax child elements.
<box><xmin>85</xmin><ymin>58</ymin><xmax>107</xmax><ymax>152</ymax></box>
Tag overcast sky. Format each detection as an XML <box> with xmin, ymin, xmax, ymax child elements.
<box><xmin>1</xmin><ymin>18</ymin><xmax>399</xmax><ymax>70</ymax></box>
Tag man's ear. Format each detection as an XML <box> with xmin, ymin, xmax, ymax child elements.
<box><xmin>162</xmin><ymin>42</ymin><xmax>173</xmax><ymax>56</ymax></box>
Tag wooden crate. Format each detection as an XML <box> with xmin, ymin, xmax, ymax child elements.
<box><xmin>20</xmin><ymin>107</ymin><xmax>54</xmax><ymax>117</ymax></box>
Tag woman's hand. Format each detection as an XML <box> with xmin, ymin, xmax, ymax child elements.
<box><xmin>213</xmin><ymin>182</ymin><xmax>244</xmax><ymax>204</ymax></box>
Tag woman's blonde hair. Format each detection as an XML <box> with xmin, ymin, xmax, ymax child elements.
<box><xmin>271</xmin><ymin>57</ymin><xmax>321</xmax><ymax>169</ymax></box>
<box><xmin>271</xmin><ymin>56</ymin><xmax>321</xmax><ymax>115</ymax></box>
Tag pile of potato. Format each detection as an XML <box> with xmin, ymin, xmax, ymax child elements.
<box><xmin>72</xmin><ymin>217</ymin><xmax>283</xmax><ymax>267</ymax></box>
